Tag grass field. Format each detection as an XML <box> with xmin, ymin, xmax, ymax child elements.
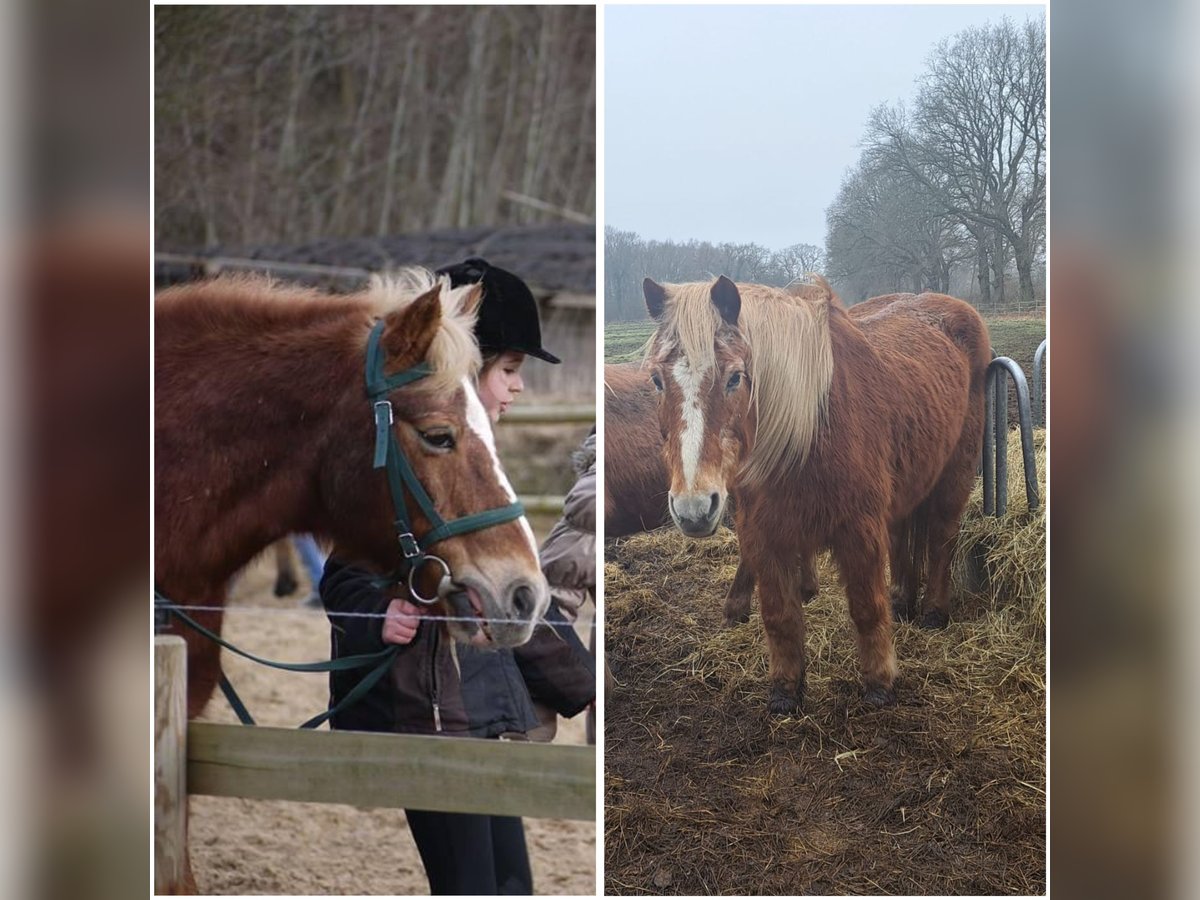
<box><xmin>605</xmin><ymin>311</ymin><xmax>1045</xmax><ymax>377</ymax></box>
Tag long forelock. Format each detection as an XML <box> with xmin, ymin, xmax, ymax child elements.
<box><xmin>651</xmin><ymin>281</ymin><xmax>834</xmax><ymax>487</ymax></box>
<box><xmin>367</xmin><ymin>267</ymin><xmax>482</xmax><ymax>393</ymax></box>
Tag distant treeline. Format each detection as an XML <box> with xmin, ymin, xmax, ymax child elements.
<box><xmin>604</xmin><ymin>228</ymin><xmax>823</xmax><ymax>322</ymax></box>
<box><xmin>155</xmin><ymin>5</ymin><xmax>595</xmax><ymax>248</ymax></box>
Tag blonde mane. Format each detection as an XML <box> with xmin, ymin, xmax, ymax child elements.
<box><xmin>654</xmin><ymin>280</ymin><xmax>834</xmax><ymax>485</ymax></box>
<box><xmin>366</xmin><ymin>266</ymin><xmax>482</xmax><ymax>393</ymax></box>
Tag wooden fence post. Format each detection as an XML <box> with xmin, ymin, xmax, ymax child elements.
<box><xmin>155</xmin><ymin>636</ymin><xmax>187</xmax><ymax>894</ymax></box>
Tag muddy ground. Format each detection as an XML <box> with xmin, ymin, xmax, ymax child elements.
<box><xmin>604</xmin><ymin>525</ymin><xmax>1045</xmax><ymax>895</ymax></box>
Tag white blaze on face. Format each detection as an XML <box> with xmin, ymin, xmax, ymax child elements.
<box><xmin>461</xmin><ymin>377</ymin><xmax>539</xmax><ymax>558</ymax></box>
<box><xmin>672</xmin><ymin>358</ymin><xmax>707</xmax><ymax>491</ymax></box>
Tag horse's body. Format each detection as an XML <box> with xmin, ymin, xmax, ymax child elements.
<box><xmin>643</xmin><ymin>275</ymin><xmax>988</xmax><ymax>713</ymax></box>
<box><xmin>156</xmin><ymin>271</ymin><xmax>549</xmax><ymax>722</ymax></box>
<box><xmin>603</xmin><ymin>363</ymin><xmax>673</xmax><ymax>536</ymax></box>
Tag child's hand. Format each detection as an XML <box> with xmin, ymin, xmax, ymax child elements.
<box><xmin>381</xmin><ymin>598</ymin><xmax>422</xmax><ymax>645</ymax></box>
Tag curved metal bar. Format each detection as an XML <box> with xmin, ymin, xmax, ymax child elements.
<box><xmin>983</xmin><ymin>368</ymin><xmax>996</xmax><ymax>516</ymax></box>
<box><xmin>984</xmin><ymin>357</ymin><xmax>1040</xmax><ymax>514</ymax></box>
<box><xmin>1033</xmin><ymin>338</ymin><xmax>1048</xmax><ymax>426</ymax></box>
<box><xmin>996</xmin><ymin>365</ymin><xmax>1009</xmax><ymax>514</ymax></box>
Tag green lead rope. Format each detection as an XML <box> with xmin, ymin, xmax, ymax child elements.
<box><xmin>156</xmin><ymin>591</ymin><xmax>399</xmax><ymax>730</ymax></box>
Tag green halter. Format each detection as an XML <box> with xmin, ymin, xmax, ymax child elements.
<box><xmin>365</xmin><ymin>320</ymin><xmax>525</xmax><ymax>603</ymax></box>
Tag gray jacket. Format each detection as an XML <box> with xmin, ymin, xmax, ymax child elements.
<box><xmin>538</xmin><ymin>431</ymin><xmax>596</xmax><ymax>621</ymax></box>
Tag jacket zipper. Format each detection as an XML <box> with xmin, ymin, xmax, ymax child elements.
<box><xmin>429</xmin><ymin>625</ymin><xmax>442</xmax><ymax>732</ymax></box>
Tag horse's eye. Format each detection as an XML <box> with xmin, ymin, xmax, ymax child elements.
<box><xmin>726</xmin><ymin>372</ymin><xmax>743</xmax><ymax>391</ymax></box>
<box><xmin>419</xmin><ymin>429</ymin><xmax>456</xmax><ymax>451</ymax></box>
<box><xmin>650</xmin><ymin>372</ymin><xmax>664</xmax><ymax>392</ymax></box>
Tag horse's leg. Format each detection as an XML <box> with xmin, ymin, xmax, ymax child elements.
<box><xmin>723</xmin><ymin>555</ymin><xmax>756</xmax><ymax>626</ymax></box>
<box><xmin>272</xmin><ymin>539</ymin><xmax>299</xmax><ymax>597</ymax></box>
<box><xmin>175</xmin><ymin>601</ymin><xmax>225</xmax><ymax>719</ymax></box>
<box><xmin>747</xmin><ymin>536</ymin><xmax>809</xmax><ymax>715</ymax></box>
<box><xmin>799</xmin><ymin>553</ymin><xmax>819</xmax><ymax>605</ymax></box>
<box><xmin>723</xmin><ymin>491</ymin><xmax>756</xmax><ymax>625</ymax></box>
<box><xmin>836</xmin><ymin>522</ymin><xmax>898</xmax><ymax>706</ymax></box>
<box><xmin>920</xmin><ymin>465</ymin><xmax>977</xmax><ymax>630</ymax></box>
<box><xmin>888</xmin><ymin>518</ymin><xmax>920</xmax><ymax>622</ymax></box>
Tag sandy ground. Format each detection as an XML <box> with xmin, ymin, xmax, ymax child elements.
<box><xmin>188</xmin><ymin>553</ymin><xmax>596</xmax><ymax>895</ymax></box>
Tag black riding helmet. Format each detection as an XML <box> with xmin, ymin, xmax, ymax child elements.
<box><xmin>435</xmin><ymin>257</ymin><xmax>561</xmax><ymax>364</ymax></box>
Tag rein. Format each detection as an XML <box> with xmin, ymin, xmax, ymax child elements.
<box><xmin>154</xmin><ymin>590</ymin><xmax>398</xmax><ymax>729</ymax></box>
<box><xmin>365</xmin><ymin>319</ymin><xmax>526</xmax><ymax>604</ymax></box>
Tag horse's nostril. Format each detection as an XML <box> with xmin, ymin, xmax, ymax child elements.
<box><xmin>708</xmin><ymin>492</ymin><xmax>720</xmax><ymax>518</ymax></box>
<box><xmin>512</xmin><ymin>584</ymin><xmax>536</xmax><ymax>619</ymax></box>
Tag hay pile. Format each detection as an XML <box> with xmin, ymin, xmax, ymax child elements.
<box><xmin>604</xmin><ymin>436</ymin><xmax>1045</xmax><ymax>895</ymax></box>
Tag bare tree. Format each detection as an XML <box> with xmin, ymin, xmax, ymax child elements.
<box><xmin>863</xmin><ymin>17</ymin><xmax>1045</xmax><ymax>303</ymax></box>
<box><xmin>825</xmin><ymin>158</ymin><xmax>964</xmax><ymax>299</ymax></box>
<box><xmin>155</xmin><ymin>6</ymin><xmax>596</xmax><ymax>248</ymax></box>
<box><xmin>771</xmin><ymin>243</ymin><xmax>826</xmax><ymax>283</ymax></box>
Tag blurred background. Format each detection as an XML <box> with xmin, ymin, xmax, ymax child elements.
<box><xmin>3</xmin><ymin>0</ymin><xmax>1200</xmax><ymax>898</ymax></box>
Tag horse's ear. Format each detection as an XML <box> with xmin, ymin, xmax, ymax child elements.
<box><xmin>643</xmin><ymin>278</ymin><xmax>667</xmax><ymax>321</ymax></box>
<box><xmin>382</xmin><ymin>284</ymin><xmax>443</xmax><ymax>366</ymax></box>
<box><xmin>459</xmin><ymin>282</ymin><xmax>484</xmax><ymax>319</ymax></box>
<box><xmin>711</xmin><ymin>275</ymin><xmax>741</xmax><ymax>326</ymax></box>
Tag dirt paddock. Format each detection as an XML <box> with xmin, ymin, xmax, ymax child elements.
<box><xmin>604</xmin><ymin>492</ymin><xmax>1045</xmax><ymax>894</ymax></box>
<box><xmin>188</xmin><ymin>554</ymin><xmax>596</xmax><ymax>895</ymax></box>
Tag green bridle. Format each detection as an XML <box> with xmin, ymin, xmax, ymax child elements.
<box><xmin>365</xmin><ymin>320</ymin><xmax>525</xmax><ymax>604</ymax></box>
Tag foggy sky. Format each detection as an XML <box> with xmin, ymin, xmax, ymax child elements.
<box><xmin>605</xmin><ymin>4</ymin><xmax>1044</xmax><ymax>250</ymax></box>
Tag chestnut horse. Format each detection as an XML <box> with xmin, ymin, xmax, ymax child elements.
<box><xmin>643</xmin><ymin>275</ymin><xmax>988</xmax><ymax>713</ymax></box>
<box><xmin>605</xmin><ymin>280</ymin><xmax>866</xmax><ymax>611</ymax></box>
<box><xmin>605</xmin><ymin>359</ymin><xmax>820</xmax><ymax>611</ymax></box>
<box><xmin>604</xmin><ymin>363</ymin><xmax>672</xmax><ymax>536</ymax></box>
<box><xmin>156</xmin><ymin>269</ymin><xmax>550</xmax><ymax>723</ymax></box>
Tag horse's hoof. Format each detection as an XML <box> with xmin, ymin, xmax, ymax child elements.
<box><xmin>891</xmin><ymin>599</ymin><xmax>914</xmax><ymax>623</ymax></box>
<box><xmin>862</xmin><ymin>685</ymin><xmax>896</xmax><ymax>707</ymax></box>
<box><xmin>920</xmin><ymin>609</ymin><xmax>950</xmax><ymax>630</ymax></box>
<box><xmin>767</xmin><ymin>682</ymin><xmax>804</xmax><ymax>716</ymax></box>
<box><xmin>273</xmin><ymin>574</ymin><xmax>299</xmax><ymax>597</ymax></box>
<box><xmin>724</xmin><ymin>609</ymin><xmax>750</xmax><ymax>627</ymax></box>
<box><xmin>801</xmin><ymin>588</ymin><xmax>818</xmax><ymax>605</ymax></box>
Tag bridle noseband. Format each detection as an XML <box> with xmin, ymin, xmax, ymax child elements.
<box><xmin>365</xmin><ymin>320</ymin><xmax>525</xmax><ymax>604</ymax></box>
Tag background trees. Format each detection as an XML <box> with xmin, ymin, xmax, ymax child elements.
<box><xmin>155</xmin><ymin>6</ymin><xmax>595</xmax><ymax>248</ymax></box>
<box><xmin>833</xmin><ymin>16</ymin><xmax>1045</xmax><ymax>310</ymax></box>
<box><xmin>603</xmin><ymin>228</ymin><xmax>826</xmax><ymax>321</ymax></box>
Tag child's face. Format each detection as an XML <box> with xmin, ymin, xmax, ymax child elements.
<box><xmin>477</xmin><ymin>351</ymin><xmax>526</xmax><ymax>422</ymax></box>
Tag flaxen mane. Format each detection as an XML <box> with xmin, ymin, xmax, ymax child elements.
<box><xmin>653</xmin><ymin>281</ymin><xmax>834</xmax><ymax>486</ymax></box>
<box><xmin>365</xmin><ymin>268</ymin><xmax>482</xmax><ymax>392</ymax></box>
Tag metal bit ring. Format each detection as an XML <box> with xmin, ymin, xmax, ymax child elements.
<box><xmin>407</xmin><ymin>554</ymin><xmax>451</xmax><ymax>605</ymax></box>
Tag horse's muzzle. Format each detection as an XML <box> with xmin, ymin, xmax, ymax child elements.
<box><xmin>669</xmin><ymin>491</ymin><xmax>723</xmax><ymax>538</ymax></box>
<box><xmin>448</xmin><ymin>573</ymin><xmax>548</xmax><ymax>647</ymax></box>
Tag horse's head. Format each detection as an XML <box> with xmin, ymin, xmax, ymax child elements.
<box><xmin>643</xmin><ymin>275</ymin><xmax>754</xmax><ymax>538</ymax></box>
<box><xmin>333</xmin><ymin>271</ymin><xmax>549</xmax><ymax>647</ymax></box>
<box><xmin>643</xmin><ymin>275</ymin><xmax>835</xmax><ymax>539</ymax></box>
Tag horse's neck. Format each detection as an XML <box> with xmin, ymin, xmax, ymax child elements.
<box><xmin>161</xmin><ymin>313</ymin><xmax>364</xmax><ymax>586</ymax></box>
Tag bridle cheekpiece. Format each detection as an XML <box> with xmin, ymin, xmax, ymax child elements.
<box><xmin>365</xmin><ymin>320</ymin><xmax>525</xmax><ymax>604</ymax></box>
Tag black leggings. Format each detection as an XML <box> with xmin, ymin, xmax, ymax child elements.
<box><xmin>405</xmin><ymin>810</ymin><xmax>533</xmax><ymax>895</ymax></box>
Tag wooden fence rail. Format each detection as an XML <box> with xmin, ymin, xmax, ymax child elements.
<box><xmin>154</xmin><ymin>636</ymin><xmax>595</xmax><ymax>889</ymax></box>
<box><xmin>499</xmin><ymin>404</ymin><xmax>594</xmax><ymax>425</ymax></box>
<box><xmin>188</xmin><ymin>722</ymin><xmax>595</xmax><ymax>820</ymax></box>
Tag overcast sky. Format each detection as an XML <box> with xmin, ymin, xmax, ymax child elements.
<box><xmin>605</xmin><ymin>4</ymin><xmax>1044</xmax><ymax>250</ymax></box>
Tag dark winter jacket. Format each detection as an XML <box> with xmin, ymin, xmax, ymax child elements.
<box><xmin>320</xmin><ymin>557</ymin><xmax>594</xmax><ymax>738</ymax></box>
